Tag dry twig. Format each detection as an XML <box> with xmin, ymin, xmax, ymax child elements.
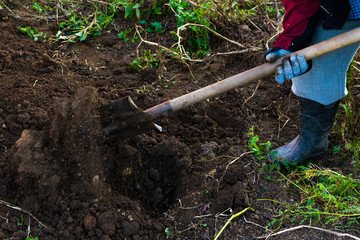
<box><xmin>216</xmin><ymin>151</ymin><xmax>253</xmax><ymax>192</ymax></box>
<box><xmin>243</xmin><ymin>80</ymin><xmax>262</xmax><ymax>106</ymax></box>
<box><xmin>176</xmin><ymin>23</ymin><xmax>245</xmax><ymax>55</ymax></box>
<box><xmin>0</xmin><ymin>199</ymin><xmax>47</xmax><ymax>228</ymax></box>
<box><xmin>260</xmin><ymin>225</ymin><xmax>360</xmax><ymax>240</ymax></box>
<box><xmin>0</xmin><ymin>0</ymin><xmax>20</xmax><ymax>18</ymax></box>
<box><xmin>243</xmin><ymin>215</ymin><xmax>269</xmax><ymax>231</ymax></box>
<box><xmin>0</xmin><ymin>213</ymin><xmax>8</xmax><ymax>222</ymax></box>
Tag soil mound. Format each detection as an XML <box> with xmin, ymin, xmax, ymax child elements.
<box><xmin>8</xmin><ymin>87</ymin><xmax>108</xmax><ymax>210</ymax></box>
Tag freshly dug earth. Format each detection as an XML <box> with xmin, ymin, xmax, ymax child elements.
<box><xmin>0</xmin><ymin>6</ymin><xmax>359</xmax><ymax>240</ymax></box>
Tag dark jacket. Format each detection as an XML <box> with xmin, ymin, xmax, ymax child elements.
<box><xmin>274</xmin><ymin>0</ymin><xmax>350</xmax><ymax>51</ymax></box>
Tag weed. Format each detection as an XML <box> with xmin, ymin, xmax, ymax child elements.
<box><xmin>18</xmin><ymin>27</ymin><xmax>47</xmax><ymax>42</ymax></box>
<box><xmin>260</xmin><ymin>166</ymin><xmax>360</xmax><ymax>230</ymax></box>
<box><xmin>136</xmin><ymin>85</ymin><xmax>151</xmax><ymax>94</ymax></box>
<box><xmin>138</xmin><ymin>19</ymin><xmax>165</xmax><ymax>33</ymax></box>
<box><xmin>32</xmin><ymin>2</ymin><xmax>52</xmax><ymax>13</ymax></box>
<box><xmin>17</xmin><ymin>214</ymin><xmax>24</xmax><ymax>227</ymax></box>
<box><xmin>165</xmin><ymin>226</ymin><xmax>173</xmax><ymax>237</ymax></box>
<box><xmin>333</xmin><ymin>60</ymin><xmax>360</xmax><ymax>173</ymax></box>
<box><xmin>32</xmin><ymin>2</ymin><xmax>43</xmax><ymax>13</ymax></box>
<box><xmin>130</xmin><ymin>49</ymin><xmax>161</xmax><ymax>70</ymax></box>
<box><xmin>118</xmin><ymin>28</ymin><xmax>133</xmax><ymax>42</ymax></box>
<box><xmin>265</xmin><ymin>176</ymin><xmax>276</xmax><ymax>182</ymax></box>
<box><xmin>163</xmin><ymin>80</ymin><xmax>177</xmax><ymax>88</ymax></box>
<box><xmin>53</xmin><ymin>0</ymin><xmax>145</xmax><ymax>42</ymax></box>
<box><xmin>15</xmin><ymin>0</ymin><xmax>274</xmax><ymax>70</ymax></box>
<box><xmin>124</xmin><ymin>2</ymin><xmax>141</xmax><ymax>20</ymax></box>
<box><xmin>169</xmin><ymin>0</ymin><xmax>212</xmax><ymax>58</ymax></box>
<box><xmin>332</xmin><ymin>145</ymin><xmax>341</xmax><ymax>155</ymax></box>
<box><xmin>142</xmin><ymin>0</ymin><xmax>164</xmax><ymax>18</ymax></box>
<box><xmin>56</xmin><ymin>7</ymin><xmax>113</xmax><ymax>42</ymax></box>
<box><xmin>247</xmin><ymin>125</ymin><xmax>271</xmax><ymax>161</ymax></box>
<box><xmin>146</xmin><ymin>21</ymin><xmax>165</xmax><ymax>33</ymax></box>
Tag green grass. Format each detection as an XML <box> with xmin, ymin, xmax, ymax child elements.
<box><xmin>333</xmin><ymin>61</ymin><xmax>360</xmax><ymax>173</ymax></box>
<box><xmin>260</xmin><ymin>166</ymin><xmax>360</xmax><ymax>231</ymax></box>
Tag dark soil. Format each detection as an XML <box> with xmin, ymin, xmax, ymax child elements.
<box><xmin>0</xmin><ymin>4</ymin><xmax>359</xmax><ymax>240</ymax></box>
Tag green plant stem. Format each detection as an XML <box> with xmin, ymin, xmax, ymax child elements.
<box><xmin>290</xmin><ymin>211</ymin><xmax>360</xmax><ymax>218</ymax></box>
<box><xmin>258</xmin><ymin>199</ymin><xmax>360</xmax><ymax>217</ymax></box>
<box><xmin>257</xmin><ymin>199</ymin><xmax>291</xmax><ymax>208</ymax></box>
<box><xmin>277</xmin><ymin>171</ymin><xmax>308</xmax><ymax>193</ymax></box>
<box><xmin>213</xmin><ymin>207</ymin><xmax>254</xmax><ymax>240</ymax></box>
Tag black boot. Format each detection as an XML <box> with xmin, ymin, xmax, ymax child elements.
<box><xmin>268</xmin><ymin>97</ymin><xmax>339</xmax><ymax>164</ymax></box>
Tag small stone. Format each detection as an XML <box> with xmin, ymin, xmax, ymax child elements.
<box><xmin>200</xmin><ymin>141</ymin><xmax>219</xmax><ymax>159</ymax></box>
<box><xmin>84</xmin><ymin>215</ymin><xmax>97</xmax><ymax>231</ymax></box>
<box><xmin>67</xmin><ymin>216</ymin><xmax>74</xmax><ymax>224</ymax></box>
<box><xmin>92</xmin><ymin>175</ymin><xmax>100</xmax><ymax>185</ymax></box>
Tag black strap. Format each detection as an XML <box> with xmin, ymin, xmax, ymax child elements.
<box><xmin>316</xmin><ymin>0</ymin><xmax>350</xmax><ymax>29</ymax></box>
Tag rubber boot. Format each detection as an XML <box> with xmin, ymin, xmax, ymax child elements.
<box><xmin>268</xmin><ymin>97</ymin><xmax>340</xmax><ymax>164</ymax></box>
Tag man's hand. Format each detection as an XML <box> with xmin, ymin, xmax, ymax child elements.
<box><xmin>265</xmin><ymin>48</ymin><xmax>309</xmax><ymax>84</ymax></box>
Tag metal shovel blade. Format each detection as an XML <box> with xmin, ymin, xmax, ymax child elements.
<box><xmin>100</xmin><ymin>96</ymin><xmax>154</xmax><ymax>142</ymax></box>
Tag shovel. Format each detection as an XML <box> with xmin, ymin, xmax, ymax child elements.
<box><xmin>102</xmin><ymin>27</ymin><xmax>360</xmax><ymax>142</ymax></box>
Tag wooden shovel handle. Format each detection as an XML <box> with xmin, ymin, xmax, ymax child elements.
<box><xmin>145</xmin><ymin>27</ymin><xmax>360</xmax><ymax>117</ymax></box>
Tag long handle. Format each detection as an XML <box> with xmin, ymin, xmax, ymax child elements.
<box><xmin>145</xmin><ymin>27</ymin><xmax>360</xmax><ymax>117</ymax></box>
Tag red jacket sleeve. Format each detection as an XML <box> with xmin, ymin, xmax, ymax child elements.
<box><xmin>274</xmin><ymin>0</ymin><xmax>321</xmax><ymax>51</ymax></box>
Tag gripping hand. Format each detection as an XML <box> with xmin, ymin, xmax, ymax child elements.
<box><xmin>265</xmin><ymin>48</ymin><xmax>308</xmax><ymax>84</ymax></box>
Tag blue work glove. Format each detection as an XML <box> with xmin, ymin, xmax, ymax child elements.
<box><xmin>265</xmin><ymin>48</ymin><xmax>309</xmax><ymax>84</ymax></box>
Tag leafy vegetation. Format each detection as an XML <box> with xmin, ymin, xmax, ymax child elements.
<box><xmin>117</xmin><ymin>27</ymin><xmax>133</xmax><ymax>42</ymax></box>
<box><xmin>169</xmin><ymin>0</ymin><xmax>213</xmax><ymax>57</ymax></box>
<box><xmin>260</xmin><ymin>166</ymin><xmax>360</xmax><ymax>230</ymax></box>
<box><xmin>248</xmin><ymin>125</ymin><xmax>271</xmax><ymax>161</ymax></box>
<box><xmin>333</xmin><ymin>61</ymin><xmax>360</xmax><ymax>173</ymax></box>
<box><xmin>18</xmin><ymin>27</ymin><xmax>47</xmax><ymax>41</ymax></box>
<box><xmin>17</xmin><ymin>0</ymin><xmax>276</xmax><ymax>66</ymax></box>
<box><xmin>130</xmin><ymin>49</ymin><xmax>162</xmax><ymax>70</ymax></box>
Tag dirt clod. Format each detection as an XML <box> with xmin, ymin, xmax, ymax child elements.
<box><xmin>84</xmin><ymin>215</ymin><xmax>97</xmax><ymax>231</ymax></box>
<box><xmin>98</xmin><ymin>212</ymin><xmax>117</xmax><ymax>236</ymax></box>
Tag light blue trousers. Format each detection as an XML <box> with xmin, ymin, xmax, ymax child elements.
<box><xmin>292</xmin><ymin>20</ymin><xmax>360</xmax><ymax>105</ymax></box>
